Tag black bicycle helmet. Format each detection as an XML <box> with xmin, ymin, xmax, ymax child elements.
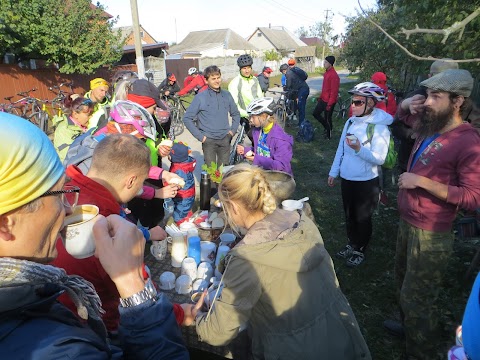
<box><xmin>237</xmin><ymin>54</ymin><xmax>253</xmax><ymax>67</ymax></box>
<box><xmin>279</xmin><ymin>63</ymin><xmax>288</xmax><ymax>72</ymax></box>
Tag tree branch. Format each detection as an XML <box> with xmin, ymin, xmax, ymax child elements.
<box><xmin>398</xmin><ymin>7</ymin><xmax>480</xmax><ymax>44</ymax></box>
<box><xmin>357</xmin><ymin>1</ymin><xmax>480</xmax><ymax>63</ymax></box>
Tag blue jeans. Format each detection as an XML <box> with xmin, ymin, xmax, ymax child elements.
<box><xmin>297</xmin><ymin>86</ymin><xmax>310</xmax><ymax>125</ymax></box>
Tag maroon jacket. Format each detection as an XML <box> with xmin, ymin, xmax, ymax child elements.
<box><xmin>398</xmin><ymin>123</ymin><xmax>480</xmax><ymax>232</ymax></box>
<box><xmin>319</xmin><ymin>67</ymin><xmax>340</xmax><ymax>108</ymax></box>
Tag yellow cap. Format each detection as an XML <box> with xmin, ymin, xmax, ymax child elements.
<box><xmin>90</xmin><ymin>78</ymin><xmax>109</xmax><ymax>90</ymax></box>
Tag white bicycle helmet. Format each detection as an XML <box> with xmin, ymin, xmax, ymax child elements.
<box><xmin>188</xmin><ymin>67</ymin><xmax>198</xmax><ymax>75</ymax></box>
<box><xmin>348</xmin><ymin>82</ymin><xmax>385</xmax><ymax>101</ymax></box>
<box><xmin>109</xmin><ymin>100</ymin><xmax>157</xmax><ymax>140</ymax></box>
<box><xmin>246</xmin><ymin>97</ymin><xmax>276</xmax><ymax>116</ymax></box>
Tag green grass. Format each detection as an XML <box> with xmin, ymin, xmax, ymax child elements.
<box><xmin>286</xmin><ymin>83</ymin><xmax>477</xmax><ymax>359</ymax></box>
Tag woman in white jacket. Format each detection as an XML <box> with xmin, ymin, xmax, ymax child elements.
<box><xmin>328</xmin><ymin>82</ymin><xmax>393</xmax><ymax>267</ymax></box>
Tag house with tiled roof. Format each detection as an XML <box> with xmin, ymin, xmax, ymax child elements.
<box><xmin>168</xmin><ymin>28</ymin><xmax>258</xmax><ymax>58</ymax></box>
<box><xmin>247</xmin><ymin>26</ymin><xmax>307</xmax><ymax>55</ymax></box>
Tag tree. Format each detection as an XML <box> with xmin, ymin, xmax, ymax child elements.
<box><xmin>0</xmin><ymin>0</ymin><xmax>124</xmax><ymax>74</ymax></box>
<box><xmin>341</xmin><ymin>1</ymin><xmax>480</xmax><ymax>91</ymax></box>
<box><xmin>263</xmin><ymin>49</ymin><xmax>282</xmax><ymax>61</ymax></box>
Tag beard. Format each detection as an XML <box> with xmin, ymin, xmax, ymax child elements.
<box><xmin>415</xmin><ymin>102</ymin><xmax>455</xmax><ymax>138</ymax></box>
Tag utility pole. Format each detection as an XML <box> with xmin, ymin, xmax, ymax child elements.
<box><xmin>130</xmin><ymin>0</ymin><xmax>145</xmax><ymax>78</ymax></box>
<box><xmin>321</xmin><ymin>9</ymin><xmax>332</xmax><ymax>61</ymax></box>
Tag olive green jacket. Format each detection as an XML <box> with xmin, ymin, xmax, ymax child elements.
<box><xmin>53</xmin><ymin>115</ymin><xmax>84</xmax><ymax>162</ymax></box>
<box><xmin>196</xmin><ymin>209</ymin><xmax>371</xmax><ymax>360</ymax></box>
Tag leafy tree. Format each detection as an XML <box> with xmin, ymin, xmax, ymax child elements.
<box><xmin>341</xmin><ymin>1</ymin><xmax>480</xmax><ymax>92</ymax></box>
<box><xmin>0</xmin><ymin>0</ymin><xmax>124</xmax><ymax>74</ymax></box>
<box><xmin>263</xmin><ymin>49</ymin><xmax>282</xmax><ymax>61</ymax></box>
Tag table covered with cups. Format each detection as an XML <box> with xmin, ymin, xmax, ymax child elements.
<box><xmin>144</xmin><ymin>169</ymin><xmax>317</xmax><ymax>359</ymax></box>
<box><xmin>145</xmin><ymin>215</ymin><xmax>251</xmax><ymax>360</ymax></box>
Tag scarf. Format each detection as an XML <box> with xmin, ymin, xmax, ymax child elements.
<box><xmin>0</xmin><ymin>257</ymin><xmax>104</xmax><ymax>321</ymax></box>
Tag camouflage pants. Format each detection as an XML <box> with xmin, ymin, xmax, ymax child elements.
<box><xmin>394</xmin><ymin>219</ymin><xmax>453</xmax><ymax>359</ymax></box>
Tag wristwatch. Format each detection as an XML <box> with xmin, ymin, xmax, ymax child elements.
<box><xmin>119</xmin><ymin>279</ymin><xmax>158</xmax><ymax>308</ymax></box>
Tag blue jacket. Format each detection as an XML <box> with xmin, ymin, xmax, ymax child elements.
<box><xmin>0</xmin><ymin>282</ymin><xmax>189</xmax><ymax>359</ymax></box>
<box><xmin>183</xmin><ymin>87</ymin><xmax>240</xmax><ymax>141</ymax></box>
<box><xmin>244</xmin><ymin>123</ymin><xmax>294</xmax><ymax>176</ymax></box>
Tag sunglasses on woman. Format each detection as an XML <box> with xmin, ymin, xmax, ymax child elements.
<box><xmin>351</xmin><ymin>100</ymin><xmax>366</xmax><ymax>107</ymax></box>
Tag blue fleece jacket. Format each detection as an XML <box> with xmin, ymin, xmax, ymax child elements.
<box><xmin>183</xmin><ymin>87</ymin><xmax>241</xmax><ymax>141</ymax></box>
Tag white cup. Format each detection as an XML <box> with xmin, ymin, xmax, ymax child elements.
<box><xmin>181</xmin><ymin>257</ymin><xmax>197</xmax><ymax>281</ymax></box>
<box><xmin>150</xmin><ymin>239</ymin><xmax>168</xmax><ymax>261</ymax></box>
<box><xmin>197</xmin><ymin>262</ymin><xmax>213</xmax><ymax>281</ymax></box>
<box><xmin>282</xmin><ymin>199</ymin><xmax>303</xmax><ymax>211</ymax></box>
<box><xmin>159</xmin><ymin>271</ymin><xmax>176</xmax><ymax>290</ymax></box>
<box><xmin>187</xmin><ymin>228</ymin><xmax>199</xmax><ymax>239</ymax></box>
<box><xmin>192</xmin><ymin>279</ymin><xmax>209</xmax><ymax>293</ymax></box>
<box><xmin>63</xmin><ymin>204</ymin><xmax>99</xmax><ymax>259</ymax></box>
<box><xmin>200</xmin><ymin>241</ymin><xmax>217</xmax><ymax>264</ymax></box>
<box><xmin>175</xmin><ymin>274</ymin><xmax>192</xmax><ymax>294</ymax></box>
<box><xmin>215</xmin><ymin>245</ymin><xmax>230</xmax><ymax>268</ymax></box>
<box><xmin>219</xmin><ymin>232</ymin><xmax>236</xmax><ymax>248</ymax></box>
<box><xmin>171</xmin><ymin>233</ymin><xmax>186</xmax><ymax>267</ymax></box>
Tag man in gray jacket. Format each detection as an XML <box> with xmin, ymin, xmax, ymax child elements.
<box><xmin>183</xmin><ymin>65</ymin><xmax>241</xmax><ymax>166</ymax></box>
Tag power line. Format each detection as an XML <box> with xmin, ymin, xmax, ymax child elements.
<box><xmin>263</xmin><ymin>0</ymin><xmax>317</xmax><ymax>23</ymax></box>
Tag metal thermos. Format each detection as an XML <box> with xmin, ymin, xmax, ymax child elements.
<box><xmin>200</xmin><ymin>171</ymin><xmax>211</xmax><ymax>210</ymax></box>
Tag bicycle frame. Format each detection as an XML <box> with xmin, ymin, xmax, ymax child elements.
<box><xmin>229</xmin><ymin>119</ymin><xmax>248</xmax><ymax>165</ymax></box>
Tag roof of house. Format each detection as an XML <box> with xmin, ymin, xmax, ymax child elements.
<box><xmin>89</xmin><ymin>3</ymin><xmax>112</xmax><ymax>18</ymax></box>
<box><xmin>300</xmin><ymin>37</ymin><xmax>324</xmax><ymax>46</ymax></box>
<box><xmin>294</xmin><ymin>45</ymin><xmax>316</xmax><ymax>57</ymax></box>
<box><xmin>248</xmin><ymin>26</ymin><xmax>306</xmax><ymax>51</ymax></box>
<box><xmin>122</xmin><ymin>42</ymin><xmax>169</xmax><ymax>54</ymax></box>
<box><xmin>168</xmin><ymin>28</ymin><xmax>257</xmax><ymax>54</ymax></box>
<box><xmin>115</xmin><ymin>25</ymin><xmax>158</xmax><ymax>43</ymax></box>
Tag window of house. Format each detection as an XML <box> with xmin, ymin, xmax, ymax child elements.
<box><xmin>257</xmin><ymin>33</ymin><xmax>262</xmax><ymax>37</ymax></box>
<box><xmin>140</xmin><ymin>31</ymin><xmax>144</xmax><ymax>38</ymax></box>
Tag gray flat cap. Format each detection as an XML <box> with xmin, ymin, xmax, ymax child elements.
<box><xmin>420</xmin><ymin>69</ymin><xmax>474</xmax><ymax>97</ymax></box>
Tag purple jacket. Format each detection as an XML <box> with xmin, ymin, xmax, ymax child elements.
<box><xmin>244</xmin><ymin>123</ymin><xmax>294</xmax><ymax>176</ymax></box>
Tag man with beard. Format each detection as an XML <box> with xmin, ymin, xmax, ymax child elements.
<box><xmin>384</xmin><ymin>69</ymin><xmax>480</xmax><ymax>360</ymax></box>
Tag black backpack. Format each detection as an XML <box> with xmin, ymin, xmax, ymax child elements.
<box><xmin>291</xmin><ymin>67</ymin><xmax>308</xmax><ymax>81</ymax></box>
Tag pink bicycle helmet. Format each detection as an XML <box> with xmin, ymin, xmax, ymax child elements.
<box><xmin>109</xmin><ymin>100</ymin><xmax>157</xmax><ymax>140</ymax></box>
<box><xmin>348</xmin><ymin>82</ymin><xmax>385</xmax><ymax>101</ymax></box>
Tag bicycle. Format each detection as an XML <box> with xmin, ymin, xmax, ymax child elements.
<box><xmin>332</xmin><ymin>93</ymin><xmax>349</xmax><ymax>120</ymax></box>
<box><xmin>1</xmin><ymin>96</ymin><xmax>24</xmax><ymax>116</ymax></box>
<box><xmin>228</xmin><ymin>118</ymin><xmax>249</xmax><ymax>165</ymax></box>
<box><xmin>165</xmin><ymin>95</ymin><xmax>190</xmax><ymax>138</ymax></box>
<box><xmin>266</xmin><ymin>89</ymin><xmax>296</xmax><ymax>129</ymax></box>
<box><xmin>15</xmin><ymin>88</ymin><xmax>51</xmax><ymax>134</ymax></box>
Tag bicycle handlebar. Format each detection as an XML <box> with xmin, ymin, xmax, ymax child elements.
<box><xmin>17</xmin><ymin>88</ymin><xmax>37</xmax><ymax>97</ymax></box>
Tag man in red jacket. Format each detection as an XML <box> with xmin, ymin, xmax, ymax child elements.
<box><xmin>313</xmin><ymin>55</ymin><xmax>340</xmax><ymax>139</ymax></box>
<box><xmin>384</xmin><ymin>69</ymin><xmax>480</xmax><ymax>359</ymax></box>
<box><xmin>177</xmin><ymin>68</ymin><xmax>207</xmax><ymax>97</ymax></box>
<box><xmin>52</xmin><ymin>134</ymin><xmax>186</xmax><ymax>338</ymax></box>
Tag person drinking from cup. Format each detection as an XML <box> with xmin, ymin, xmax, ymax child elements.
<box><xmin>52</xmin><ymin>134</ymin><xmax>187</xmax><ymax>335</ymax></box>
<box><xmin>0</xmin><ymin>113</ymin><xmax>188</xmax><ymax>359</ymax></box>
<box><xmin>236</xmin><ymin>97</ymin><xmax>294</xmax><ymax>176</ymax></box>
<box><xmin>328</xmin><ymin>82</ymin><xmax>393</xmax><ymax>267</ymax></box>
<box><xmin>182</xmin><ymin>163</ymin><xmax>371</xmax><ymax>359</ymax></box>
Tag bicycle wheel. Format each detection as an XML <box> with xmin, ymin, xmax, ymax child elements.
<box><xmin>170</xmin><ymin>107</ymin><xmax>185</xmax><ymax>137</ymax></box>
<box><xmin>229</xmin><ymin>128</ymin><xmax>246</xmax><ymax>165</ymax></box>
<box><xmin>274</xmin><ymin>105</ymin><xmax>286</xmax><ymax>129</ymax></box>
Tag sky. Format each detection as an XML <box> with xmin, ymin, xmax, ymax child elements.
<box><xmin>98</xmin><ymin>0</ymin><xmax>379</xmax><ymax>44</ymax></box>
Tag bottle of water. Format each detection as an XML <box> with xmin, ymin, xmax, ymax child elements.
<box><xmin>159</xmin><ymin>198</ymin><xmax>174</xmax><ymax>227</ymax></box>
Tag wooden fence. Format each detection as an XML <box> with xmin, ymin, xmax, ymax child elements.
<box><xmin>0</xmin><ymin>64</ymin><xmax>137</xmax><ymax>104</ymax></box>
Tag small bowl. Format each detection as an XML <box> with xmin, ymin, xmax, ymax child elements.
<box><xmin>282</xmin><ymin>199</ymin><xmax>304</xmax><ymax>211</ymax></box>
